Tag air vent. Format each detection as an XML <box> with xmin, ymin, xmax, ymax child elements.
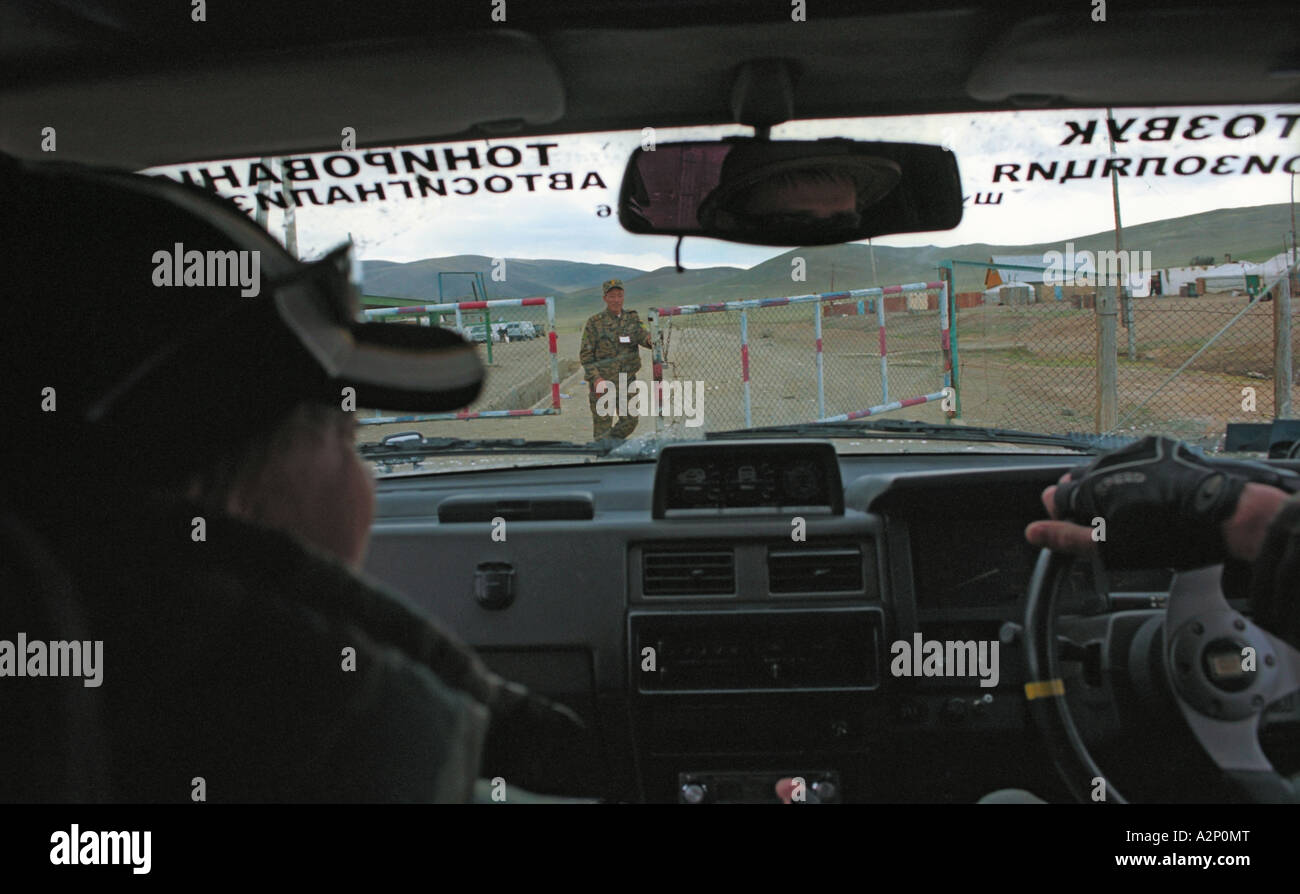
<box><xmin>438</xmin><ymin>494</ymin><xmax>594</xmax><ymax>523</ymax></box>
<box><xmin>768</xmin><ymin>547</ymin><xmax>862</xmax><ymax>594</ymax></box>
<box><xmin>643</xmin><ymin>550</ymin><xmax>735</xmax><ymax>596</ymax></box>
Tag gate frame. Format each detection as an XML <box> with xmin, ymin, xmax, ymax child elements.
<box><xmin>648</xmin><ymin>281</ymin><xmax>951</xmax><ymax>433</ymax></box>
<box><xmin>359</xmin><ymin>295</ymin><xmax>559</xmax><ymax>424</ymax></box>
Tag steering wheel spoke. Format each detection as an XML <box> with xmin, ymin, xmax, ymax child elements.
<box><xmin>1027</xmin><ymin>551</ymin><xmax>1300</xmax><ymax>803</ymax></box>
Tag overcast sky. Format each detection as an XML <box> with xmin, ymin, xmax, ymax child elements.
<box><xmin>148</xmin><ymin>104</ymin><xmax>1300</xmax><ymax>272</ymax></box>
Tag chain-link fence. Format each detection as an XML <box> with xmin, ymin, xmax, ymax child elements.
<box><xmin>358</xmin><ymin>296</ymin><xmax>559</xmax><ymax>423</ymax></box>
<box><xmin>649</xmin><ymin>283</ymin><xmax>951</xmax><ymax>433</ymax></box>
<box><xmin>951</xmin><ymin>270</ymin><xmax>1298</xmax><ymax>447</ymax></box>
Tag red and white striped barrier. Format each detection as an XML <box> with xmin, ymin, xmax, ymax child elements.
<box><xmin>649</xmin><ymin>282</ymin><xmax>952</xmax><ymax>430</ymax></box>
<box><xmin>358</xmin><ymin>295</ymin><xmax>559</xmax><ymax>424</ymax></box>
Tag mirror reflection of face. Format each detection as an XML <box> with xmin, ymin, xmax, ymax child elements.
<box><xmin>604</xmin><ymin>287</ymin><xmax>625</xmax><ymax>313</ymax></box>
<box><xmin>743</xmin><ymin>174</ymin><xmax>858</xmax><ymax>219</ymax></box>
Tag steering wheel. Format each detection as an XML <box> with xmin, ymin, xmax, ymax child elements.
<box><xmin>1024</xmin><ymin>550</ymin><xmax>1300</xmax><ymax>803</ymax></box>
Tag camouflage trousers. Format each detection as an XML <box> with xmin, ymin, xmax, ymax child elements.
<box><xmin>589</xmin><ymin>378</ymin><xmax>639</xmax><ymax>441</ymax></box>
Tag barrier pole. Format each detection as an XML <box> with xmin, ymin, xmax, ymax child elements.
<box><xmin>815</xmin><ymin>302</ymin><xmax>826</xmax><ymax>419</ymax></box>
<box><xmin>740</xmin><ymin>309</ymin><xmax>753</xmax><ymax>428</ymax></box>
<box><xmin>876</xmin><ymin>291</ymin><xmax>889</xmax><ymax>404</ymax></box>
<box><xmin>546</xmin><ymin>297</ymin><xmax>560</xmax><ymax>411</ymax></box>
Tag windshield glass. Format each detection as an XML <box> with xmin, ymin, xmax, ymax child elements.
<box><xmin>144</xmin><ymin>104</ymin><xmax>1300</xmax><ymax>474</ymax></box>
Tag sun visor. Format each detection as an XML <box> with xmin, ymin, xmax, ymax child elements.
<box><xmin>0</xmin><ymin>31</ymin><xmax>566</xmax><ymax>168</ymax></box>
<box><xmin>967</xmin><ymin>11</ymin><xmax>1300</xmax><ymax>106</ymax></box>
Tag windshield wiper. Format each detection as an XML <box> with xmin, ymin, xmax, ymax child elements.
<box><xmin>358</xmin><ymin>431</ymin><xmax>618</xmax><ymax>464</ymax></box>
<box><xmin>705</xmin><ymin>419</ymin><xmax>1136</xmax><ymax>453</ymax></box>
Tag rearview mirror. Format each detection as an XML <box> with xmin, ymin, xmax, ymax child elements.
<box><xmin>618</xmin><ymin>138</ymin><xmax>964</xmax><ymax>246</ymax></box>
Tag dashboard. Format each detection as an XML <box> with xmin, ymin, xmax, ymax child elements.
<box><xmin>364</xmin><ymin>440</ymin><xmax>1300</xmax><ymax>803</ymax></box>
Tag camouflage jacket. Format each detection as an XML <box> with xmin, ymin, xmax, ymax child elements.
<box><xmin>579</xmin><ymin>309</ymin><xmax>652</xmax><ymax>382</ymax></box>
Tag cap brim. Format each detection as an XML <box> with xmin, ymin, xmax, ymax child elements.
<box><xmin>275</xmin><ymin>276</ymin><xmax>485</xmax><ymax>413</ymax></box>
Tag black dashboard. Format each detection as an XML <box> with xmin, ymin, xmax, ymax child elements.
<box><xmin>363</xmin><ymin>441</ymin><xmax>1298</xmax><ymax>803</ymax></box>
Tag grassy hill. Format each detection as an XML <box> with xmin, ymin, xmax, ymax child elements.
<box><xmin>363</xmin><ymin>202</ymin><xmax>1296</xmax><ymax>330</ymax></box>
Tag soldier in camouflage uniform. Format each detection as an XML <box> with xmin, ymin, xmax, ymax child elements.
<box><xmin>579</xmin><ymin>279</ymin><xmax>653</xmax><ymax>440</ymax></box>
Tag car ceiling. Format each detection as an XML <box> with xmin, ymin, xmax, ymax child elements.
<box><xmin>1</xmin><ymin>0</ymin><xmax>1296</xmax><ymax>168</ymax></box>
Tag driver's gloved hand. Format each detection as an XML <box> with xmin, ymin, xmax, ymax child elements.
<box><xmin>1053</xmin><ymin>435</ymin><xmax>1247</xmax><ymax>570</ymax></box>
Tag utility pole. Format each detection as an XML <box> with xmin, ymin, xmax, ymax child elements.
<box><xmin>1107</xmin><ymin>108</ymin><xmax>1135</xmax><ymax>361</ymax></box>
<box><xmin>279</xmin><ymin>157</ymin><xmax>298</xmax><ymax>258</ymax></box>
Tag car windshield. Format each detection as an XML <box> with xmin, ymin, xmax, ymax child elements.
<box><xmin>144</xmin><ymin>104</ymin><xmax>1300</xmax><ymax>474</ymax></box>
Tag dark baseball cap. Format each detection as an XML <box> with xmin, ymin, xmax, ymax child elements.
<box><xmin>1</xmin><ymin>152</ymin><xmax>485</xmax><ymax>483</ymax></box>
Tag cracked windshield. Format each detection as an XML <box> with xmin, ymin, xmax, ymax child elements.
<box><xmin>147</xmin><ymin>104</ymin><xmax>1300</xmax><ymax>473</ymax></box>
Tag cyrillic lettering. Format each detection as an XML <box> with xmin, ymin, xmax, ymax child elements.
<box><xmin>486</xmin><ymin>145</ymin><xmax>522</xmax><ymax>168</ymax></box>
<box><xmin>415</xmin><ymin>175</ymin><xmax>447</xmax><ymax>197</ymax></box>
<box><xmin>400</xmin><ymin>149</ymin><xmax>440</xmax><ymax>174</ymax></box>
<box><xmin>484</xmin><ymin>175</ymin><xmax>512</xmax><ymax>193</ymax></box>
<box><xmin>247</xmin><ymin>162</ymin><xmax>282</xmax><ymax>185</ymax></box>
<box><xmin>1285</xmin><ymin>156</ymin><xmax>1300</xmax><ymax>175</ymax></box>
<box><xmin>992</xmin><ymin>163</ymin><xmax>1020</xmax><ymax>182</ymax></box>
<box><xmin>526</xmin><ymin>142</ymin><xmax>558</xmax><ymax>166</ymax></box>
<box><xmin>1100</xmin><ymin>158</ymin><xmax>1131</xmax><ymax>177</ymax></box>
<box><xmin>580</xmin><ymin>171</ymin><xmax>607</xmax><ymax>189</ymax></box>
<box><xmin>256</xmin><ymin>190</ymin><xmax>288</xmax><ymax>210</ymax></box>
<box><xmin>283</xmin><ymin>158</ymin><xmax>319</xmax><ymax>182</ymax></box>
<box><xmin>323</xmin><ymin>155</ymin><xmax>361</xmax><ymax>178</ymax></box>
<box><xmin>1134</xmin><ymin>157</ymin><xmax>1167</xmax><ymax>176</ymax></box>
<box><xmin>973</xmin><ymin>192</ymin><xmax>1002</xmax><ymax>205</ymax></box>
<box><xmin>548</xmin><ymin>172</ymin><xmax>573</xmax><ymax>190</ymax></box>
<box><xmin>289</xmin><ymin>187</ymin><xmax>323</xmax><ymax>205</ymax></box>
<box><xmin>362</xmin><ymin>151</ymin><xmax>397</xmax><ymax>175</ymax></box>
<box><xmin>1061</xmin><ymin>120</ymin><xmax>1098</xmax><ymax>145</ymax></box>
<box><xmin>386</xmin><ymin>179</ymin><xmax>415</xmax><ymax>198</ymax></box>
<box><xmin>1172</xmin><ymin>155</ymin><xmax>1206</xmax><ymax>175</ymax></box>
<box><xmin>325</xmin><ymin>185</ymin><xmax>354</xmax><ymax>204</ymax></box>
<box><xmin>517</xmin><ymin>173</ymin><xmax>541</xmax><ymax>191</ymax></box>
<box><xmin>1242</xmin><ymin>155</ymin><xmax>1278</xmax><ymax>175</ymax></box>
<box><xmin>1224</xmin><ymin>114</ymin><xmax>1265</xmax><ymax>139</ymax></box>
<box><xmin>1278</xmin><ymin>114</ymin><xmax>1300</xmax><ymax>139</ymax></box>
<box><xmin>1106</xmin><ymin>117</ymin><xmax>1135</xmax><ymax>142</ymax></box>
<box><xmin>1139</xmin><ymin>117</ymin><xmax>1178</xmax><ymax>142</ymax></box>
<box><xmin>443</xmin><ymin>146</ymin><xmax>480</xmax><ymax>171</ymax></box>
<box><xmin>452</xmin><ymin>176</ymin><xmax>478</xmax><ymax>195</ymax></box>
<box><xmin>355</xmin><ymin>182</ymin><xmax>386</xmax><ymax>201</ymax></box>
<box><xmin>1209</xmin><ymin>155</ymin><xmax>1238</xmax><ymax>175</ymax></box>
<box><xmin>1182</xmin><ymin>114</ymin><xmax>1217</xmax><ymax>140</ymax></box>
<box><xmin>1027</xmin><ymin>161</ymin><xmax>1058</xmax><ymax>181</ymax></box>
<box><xmin>1059</xmin><ymin>159</ymin><xmax>1097</xmax><ymax>182</ymax></box>
<box><xmin>200</xmin><ymin>165</ymin><xmax>241</xmax><ymax>189</ymax></box>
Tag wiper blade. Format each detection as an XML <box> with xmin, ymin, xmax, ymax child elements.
<box><xmin>706</xmin><ymin>419</ymin><xmax>1136</xmax><ymax>453</ymax></box>
<box><xmin>358</xmin><ymin>431</ymin><xmax>616</xmax><ymax>460</ymax></box>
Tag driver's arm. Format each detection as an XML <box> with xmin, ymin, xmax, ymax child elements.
<box><xmin>1024</xmin><ymin>435</ymin><xmax>1299</xmax><ymax>645</ymax></box>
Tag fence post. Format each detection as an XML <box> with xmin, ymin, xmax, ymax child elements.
<box><xmin>1097</xmin><ymin>285</ymin><xmax>1119</xmax><ymax>432</ymax></box>
<box><xmin>547</xmin><ymin>297</ymin><xmax>560</xmax><ymax>412</ymax></box>
<box><xmin>939</xmin><ymin>279</ymin><xmax>953</xmax><ymax>419</ymax></box>
<box><xmin>942</xmin><ymin>263</ymin><xmax>962</xmax><ymax>418</ymax></box>
<box><xmin>1275</xmin><ymin>273</ymin><xmax>1293</xmax><ymax>418</ymax></box>
<box><xmin>649</xmin><ymin>310</ymin><xmax>663</xmax><ymax>436</ymax></box>
<box><xmin>741</xmin><ymin>309</ymin><xmax>753</xmax><ymax>428</ymax></box>
<box><xmin>876</xmin><ymin>290</ymin><xmax>889</xmax><ymax>404</ymax></box>
<box><xmin>814</xmin><ymin>302</ymin><xmax>826</xmax><ymax>419</ymax></box>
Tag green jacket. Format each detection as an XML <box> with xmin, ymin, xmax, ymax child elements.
<box><xmin>579</xmin><ymin>308</ymin><xmax>652</xmax><ymax>383</ymax></box>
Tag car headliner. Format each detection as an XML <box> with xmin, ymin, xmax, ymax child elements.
<box><xmin>1</xmin><ymin>0</ymin><xmax>1296</xmax><ymax>169</ymax></box>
